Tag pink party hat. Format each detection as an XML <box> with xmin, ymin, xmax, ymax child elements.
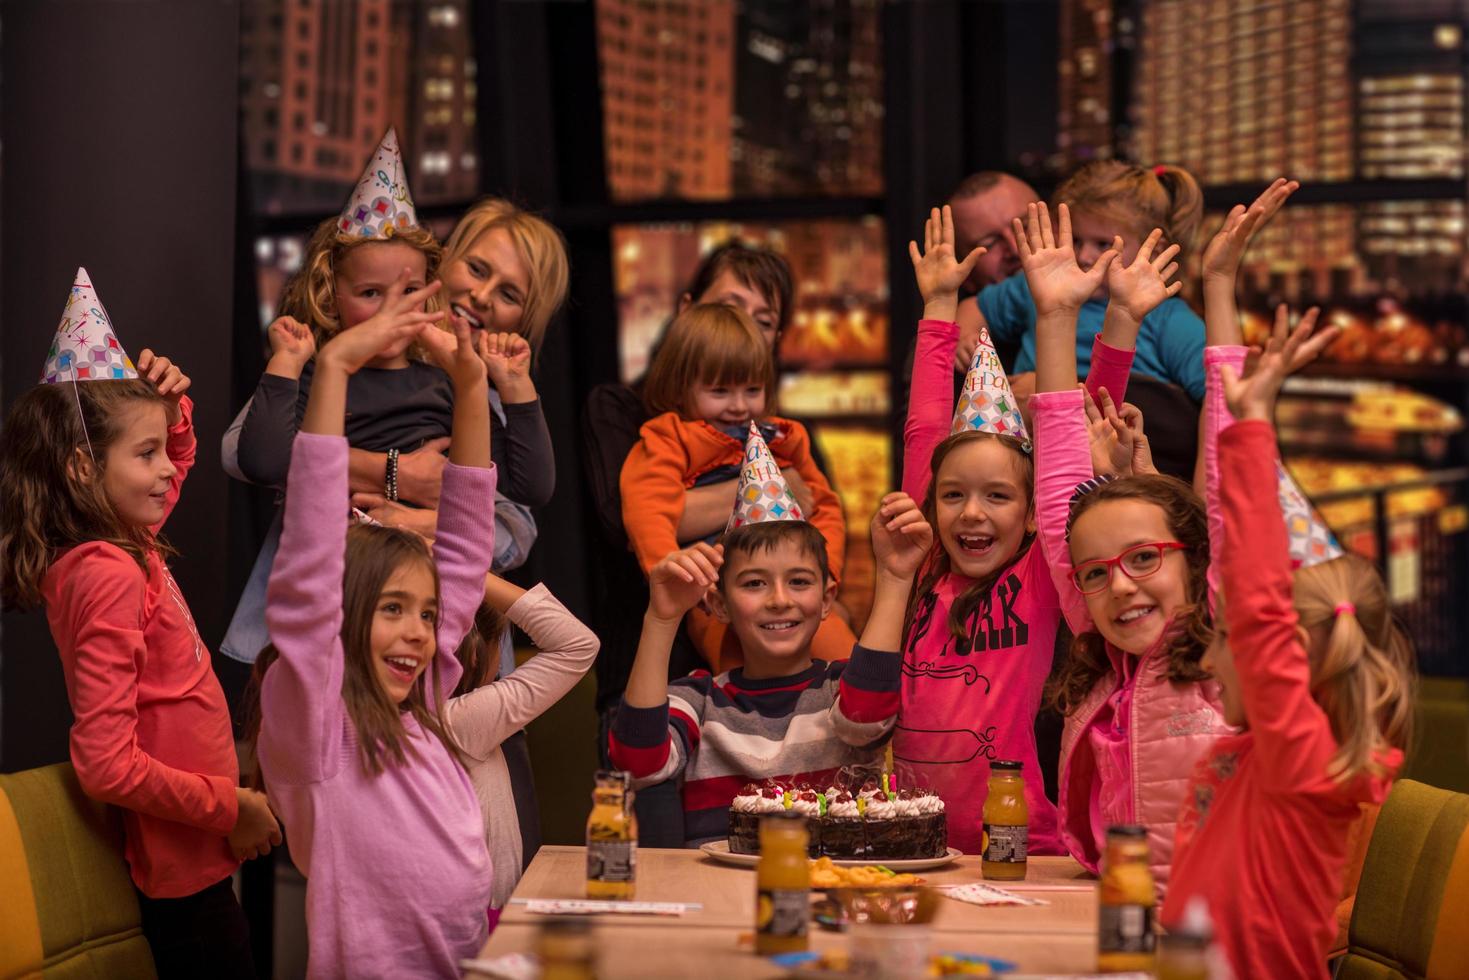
<box><xmin>338</xmin><ymin>128</ymin><xmax>418</xmax><ymax>238</ymax></box>
<box><xmin>1276</xmin><ymin>460</ymin><xmax>1344</xmax><ymax>569</ymax></box>
<box><xmin>726</xmin><ymin>422</ymin><xmax>805</xmax><ymax>531</ymax></box>
<box><xmin>952</xmin><ymin>326</ymin><xmax>1030</xmax><ymax>448</ymax></box>
<box><xmin>41</xmin><ymin>268</ymin><xmax>137</xmax><ymax>384</ymax></box>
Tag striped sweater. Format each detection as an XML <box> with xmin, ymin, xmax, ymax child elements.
<box><xmin>609</xmin><ymin>646</ymin><xmax>902</xmax><ymax>845</ymax></box>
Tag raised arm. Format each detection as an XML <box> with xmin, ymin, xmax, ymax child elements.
<box><xmin>1091</xmin><ymin>226</ymin><xmax>1182</xmax><ymax>404</ymax></box>
<box><xmin>133</xmin><ymin>350</ymin><xmax>194</xmax><ymax>531</ymax></box>
<box><xmin>236</xmin><ymin>317</ymin><xmax>317</xmax><ymax>489</ymax></box>
<box><xmin>903</xmin><ymin>205</ymin><xmax>989</xmax><ymax>500</ymax></box>
<box><xmin>478</xmin><ymin>331</ymin><xmax>555</xmax><ymax>507</ymax></box>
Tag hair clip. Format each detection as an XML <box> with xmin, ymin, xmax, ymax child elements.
<box><xmin>1153</xmin><ymin>164</ymin><xmax>1167</xmax><ymax>176</ymax></box>
<box><xmin>1334</xmin><ymin>602</ymin><xmax>1356</xmax><ymax>617</ymax></box>
<box><xmin>1065</xmin><ymin>474</ymin><xmax>1118</xmax><ymax>541</ymax></box>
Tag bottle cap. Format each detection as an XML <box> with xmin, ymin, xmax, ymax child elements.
<box><xmin>991</xmin><ymin>760</ymin><xmax>1023</xmax><ymax>772</ymax></box>
<box><xmin>1105</xmin><ymin>824</ymin><xmax>1147</xmax><ymax>839</ymax></box>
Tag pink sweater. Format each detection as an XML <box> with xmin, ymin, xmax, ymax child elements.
<box><xmin>260</xmin><ymin>433</ymin><xmax>497</xmax><ymax>979</ymax></box>
<box><xmin>1163</xmin><ymin>421</ymin><xmax>1400</xmax><ymax>979</ymax></box>
<box><xmin>896</xmin><ymin>321</ymin><xmax>1114</xmax><ymax>855</ymax></box>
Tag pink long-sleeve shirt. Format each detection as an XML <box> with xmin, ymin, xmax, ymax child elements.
<box><xmin>1163</xmin><ymin>420</ymin><xmax>1400</xmax><ymax>979</ymax></box>
<box><xmin>41</xmin><ymin>396</ymin><xmax>240</xmax><ymax>898</ymax></box>
<box><xmin>896</xmin><ymin>321</ymin><xmax>1125</xmax><ymax>855</ymax></box>
<box><xmin>260</xmin><ymin>433</ymin><xmax>498</xmax><ymax>979</ymax></box>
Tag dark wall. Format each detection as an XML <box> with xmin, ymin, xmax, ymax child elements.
<box><xmin>1</xmin><ymin>2</ymin><xmax>241</xmax><ymax>770</ymax></box>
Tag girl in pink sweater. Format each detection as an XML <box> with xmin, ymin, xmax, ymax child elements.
<box><xmin>257</xmin><ymin>272</ymin><xmax>498</xmax><ymax>979</ymax></box>
<box><xmin>899</xmin><ymin>203</ymin><xmax>1175</xmax><ymax>856</ymax></box>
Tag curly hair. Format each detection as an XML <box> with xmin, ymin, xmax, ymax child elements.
<box><xmin>0</xmin><ymin>380</ymin><xmax>175</xmax><ymax>609</ymax></box>
<box><xmin>1048</xmin><ymin>474</ymin><xmax>1213</xmax><ymax>715</ymax></box>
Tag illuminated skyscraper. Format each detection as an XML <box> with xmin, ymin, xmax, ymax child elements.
<box><xmin>596</xmin><ymin>0</ymin><xmax>736</xmax><ymax>201</ymax></box>
<box><xmin>1058</xmin><ymin>0</ymin><xmax>1116</xmax><ymax>166</ymax></box>
<box><xmin>413</xmin><ymin>1</ymin><xmax>479</xmax><ymax>200</ymax></box>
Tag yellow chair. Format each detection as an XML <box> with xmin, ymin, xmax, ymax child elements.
<box><xmin>0</xmin><ymin>763</ymin><xmax>156</xmax><ymax>979</ymax></box>
<box><xmin>1338</xmin><ymin>779</ymin><xmax>1469</xmax><ymax>980</ymax></box>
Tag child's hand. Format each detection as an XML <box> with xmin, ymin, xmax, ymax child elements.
<box><xmin>135</xmin><ymin>349</ymin><xmax>191</xmax><ymax>425</ymax></box>
<box><xmin>266</xmin><ymin>316</ymin><xmax>316</xmax><ymax>374</ymax></box>
<box><xmin>1202</xmin><ymin>178</ymin><xmax>1298</xmax><ymax>285</ymax></box>
<box><xmin>1103</xmin><ymin>228</ymin><xmax>1182</xmax><ymax>326</ymax></box>
<box><xmin>1013</xmin><ymin>202</ymin><xmax>1118</xmax><ymax>318</ymax></box>
<box><xmin>1083</xmin><ymin>386</ymin><xmax>1155</xmax><ymax>477</ymax></box>
<box><xmin>1220</xmin><ymin>305</ymin><xmax>1338</xmax><ymax>422</ymax></box>
<box><xmin>477</xmin><ymin>331</ymin><xmax>536</xmax><ymax>402</ymax></box>
<box><xmin>418</xmin><ymin>309</ymin><xmax>487</xmax><ymax>393</ymax></box>
<box><xmin>870</xmin><ymin>492</ymin><xmax>933</xmax><ymax>579</ymax></box>
<box><xmin>908</xmin><ymin>204</ymin><xmax>987</xmax><ymax>321</ymax></box>
<box><xmin>648</xmin><ymin>543</ymin><xmax>723</xmax><ymax>622</ymax></box>
<box><xmin>318</xmin><ymin>269</ymin><xmax>444</xmax><ymax>375</ymax></box>
<box><xmin>229</xmin><ymin>788</ymin><xmax>283</xmax><ymax>861</ymax></box>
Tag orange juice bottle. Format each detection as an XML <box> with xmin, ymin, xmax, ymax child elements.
<box><xmin>586</xmin><ymin>769</ymin><xmax>636</xmax><ymax>900</ymax></box>
<box><xmin>1097</xmin><ymin>825</ymin><xmax>1157</xmax><ymax>973</ymax></box>
<box><xmin>981</xmin><ymin>760</ymin><xmax>1028</xmax><ymax>880</ymax></box>
<box><xmin>755</xmin><ymin>812</ymin><xmax>810</xmax><ymax>955</ymax></box>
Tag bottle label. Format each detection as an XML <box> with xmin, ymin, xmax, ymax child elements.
<box><xmin>1099</xmin><ymin>903</ymin><xmax>1156</xmax><ymax>954</ymax></box>
<box><xmin>756</xmin><ymin>888</ymin><xmax>808</xmax><ymax>939</ymax></box>
<box><xmin>586</xmin><ymin>840</ymin><xmax>636</xmax><ymax>883</ymax></box>
<box><xmin>983</xmin><ymin>822</ymin><xmax>1028</xmax><ymax>863</ymax></box>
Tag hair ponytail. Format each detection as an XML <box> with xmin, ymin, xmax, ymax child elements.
<box><xmin>1152</xmin><ymin>164</ymin><xmax>1203</xmax><ymax>259</ymax></box>
<box><xmin>1293</xmin><ymin>555</ymin><xmax>1416</xmax><ymax>783</ymax></box>
<box><xmin>1054</xmin><ymin>160</ymin><xmax>1205</xmax><ymax>264</ymax></box>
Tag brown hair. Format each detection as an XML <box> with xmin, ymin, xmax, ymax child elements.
<box><xmin>440</xmin><ymin>197</ymin><xmax>569</xmax><ymax>353</ymax></box>
<box><xmin>684</xmin><ymin>242</ymin><xmax>794</xmax><ymax>338</ymax></box>
<box><xmin>717</xmin><ymin>521</ymin><xmax>832</xmax><ymax>592</ymax></box>
<box><xmin>450</xmin><ymin>600</ymin><xmax>510</xmax><ymax>698</ymax></box>
<box><xmin>902</xmin><ymin>431</ymin><xmax>1037</xmax><ymax>652</ymax></box>
<box><xmin>1049</xmin><ymin>474</ymin><xmax>1213</xmax><ymax>715</ymax></box>
<box><xmin>244</xmin><ymin>523</ymin><xmax>465</xmax><ymax>779</ymax></box>
<box><xmin>1292</xmin><ymin>555</ymin><xmax>1416</xmax><ymax>782</ymax></box>
<box><xmin>278</xmin><ymin>216</ymin><xmax>443</xmax><ymax>343</ymax></box>
<box><xmin>0</xmin><ymin>380</ymin><xmax>174</xmax><ymax>609</ymax></box>
<box><xmin>642</xmin><ymin>303</ymin><xmax>775</xmax><ymax>419</ymax></box>
<box><xmin>1054</xmin><ymin>160</ymin><xmax>1204</xmax><ymax>263</ymax></box>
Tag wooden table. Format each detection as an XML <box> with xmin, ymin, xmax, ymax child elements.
<box><xmin>472</xmin><ymin>846</ymin><xmax>1102</xmax><ymax>977</ymax></box>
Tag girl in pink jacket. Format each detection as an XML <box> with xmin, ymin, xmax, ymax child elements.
<box><xmin>899</xmin><ymin>202</ymin><xmax>1173</xmax><ymax>857</ymax></box>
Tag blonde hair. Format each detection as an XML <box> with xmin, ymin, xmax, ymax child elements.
<box><xmin>1055</xmin><ymin>160</ymin><xmax>1204</xmax><ymax>262</ymax></box>
<box><xmin>440</xmin><ymin>197</ymin><xmax>569</xmax><ymax>352</ymax></box>
<box><xmin>642</xmin><ymin>303</ymin><xmax>775</xmax><ymax>419</ymax></box>
<box><xmin>1292</xmin><ymin>554</ymin><xmax>1416</xmax><ymax>783</ymax></box>
<box><xmin>279</xmin><ymin>216</ymin><xmax>443</xmax><ymax>343</ymax></box>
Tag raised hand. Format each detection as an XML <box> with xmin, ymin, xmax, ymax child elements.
<box><xmin>1083</xmin><ymin>386</ymin><xmax>1156</xmax><ymax>477</ymax></box>
<box><xmin>135</xmin><ymin>349</ymin><xmax>191</xmax><ymax>425</ymax></box>
<box><xmin>870</xmin><ymin>492</ymin><xmax>933</xmax><ymax>579</ymax></box>
<box><xmin>266</xmin><ymin>315</ymin><xmax>316</xmax><ymax>376</ymax></box>
<box><xmin>417</xmin><ymin>304</ymin><xmax>487</xmax><ymax>393</ymax></box>
<box><xmin>1202</xmin><ymin>178</ymin><xmax>1298</xmax><ymax>285</ymax></box>
<box><xmin>1219</xmin><ymin>305</ymin><xmax>1337</xmax><ymax>422</ymax></box>
<box><xmin>648</xmin><ymin>543</ymin><xmax>724</xmax><ymax>622</ymax></box>
<box><xmin>476</xmin><ymin>331</ymin><xmax>536</xmax><ymax>402</ymax></box>
<box><xmin>318</xmin><ymin>268</ymin><xmax>444</xmax><ymax>375</ymax></box>
<box><xmin>1013</xmin><ymin>202</ymin><xmax>1118</xmax><ymax>317</ymax></box>
<box><xmin>1104</xmin><ymin>228</ymin><xmax>1182</xmax><ymax>326</ymax></box>
<box><xmin>908</xmin><ymin>204</ymin><xmax>987</xmax><ymax>321</ymax></box>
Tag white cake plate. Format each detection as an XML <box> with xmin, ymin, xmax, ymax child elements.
<box><xmin>699</xmin><ymin>839</ymin><xmax>962</xmax><ymax>871</ymax></box>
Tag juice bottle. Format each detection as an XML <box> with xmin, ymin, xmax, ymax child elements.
<box><xmin>981</xmin><ymin>760</ymin><xmax>1028</xmax><ymax>881</ymax></box>
<box><xmin>586</xmin><ymin>769</ymin><xmax>637</xmax><ymax>900</ymax></box>
<box><xmin>536</xmin><ymin>918</ymin><xmax>597</xmax><ymax>980</ymax></box>
<box><xmin>755</xmin><ymin>811</ymin><xmax>810</xmax><ymax>955</ymax></box>
<box><xmin>1097</xmin><ymin>825</ymin><xmax>1156</xmax><ymax>973</ymax></box>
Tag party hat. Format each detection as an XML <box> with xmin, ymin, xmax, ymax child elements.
<box><xmin>1276</xmin><ymin>460</ymin><xmax>1344</xmax><ymax>569</ymax></box>
<box><xmin>338</xmin><ymin>128</ymin><xmax>418</xmax><ymax>238</ymax></box>
<box><xmin>952</xmin><ymin>326</ymin><xmax>1029</xmax><ymax>447</ymax></box>
<box><xmin>726</xmin><ymin>422</ymin><xmax>805</xmax><ymax>531</ymax></box>
<box><xmin>41</xmin><ymin>268</ymin><xmax>137</xmax><ymax>384</ymax></box>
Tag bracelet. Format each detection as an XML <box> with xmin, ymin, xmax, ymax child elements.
<box><xmin>385</xmin><ymin>448</ymin><xmax>400</xmax><ymax>502</ymax></box>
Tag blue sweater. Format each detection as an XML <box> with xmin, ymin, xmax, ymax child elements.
<box><xmin>976</xmin><ymin>273</ymin><xmax>1206</xmax><ymax>401</ymax></box>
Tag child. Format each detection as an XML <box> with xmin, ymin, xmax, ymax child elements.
<box><xmin>899</xmin><ymin>202</ymin><xmax>1176</xmax><ymax>857</ymax></box>
<box><xmin>608</xmin><ymin>438</ymin><xmax>930</xmax><ymax>845</ymax></box>
<box><xmin>442</xmin><ymin>572</ymin><xmax>600</xmax><ymax>920</ymax></box>
<box><xmin>1163</xmin><ymin>308</ymin><xmax>1413</xmax><ymax>979</ymax></box>
<box><xmin>220</xmin><ymin>129</ymin><xmax>553</xmax><ymax>667</ymax></box>
<box><xmin>619</xmin><ymin>302</ymin><xmax>853</xmax><ymax>670</ymax></box>
<box><xmin>0</xmin><ymin>270</ymin><xmax>278</xmax><ymax>978</ymax></box>
<box><xmin>959</xmin><ymin>160</ymin><xmax>1207</xmax><ymax>402</ymax></box>
<box><xmin>255</xmin><ymin>272</ymin><xmax>494</xmax><ymax>977</ymax></box>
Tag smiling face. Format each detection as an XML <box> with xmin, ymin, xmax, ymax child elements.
<box><xmin>98</xmin><ymin>400</ymin><xmax>175</xmax><ymax>528</ymax></box>
<box><xmin>932</xmin><ymin>437</ymin><xmax>1034</xmax><ymax>581</ymax></box>
<box><xmin>708</xmin><ymin>536</ymin><xmax>835</xmax><ymax>677</ymax></box>
<box><xmin>685</xmin><ymin>269</ymin><xmax>782</xmax><ymax>349</ymax></box>
<box><xmin>441</xmin><ymin>225</ymin><xmax>531</xmax><ymax>339</ymax></box>
<box><xmin>369</xmin><ymin>559</ymin><xmax>439</xmax><ymax>705</ymax></box>
<box><xmin>1067</xmin><ymin>208</ymin><xmax>1148</xmax><ymax>303</ymax></box>
<box><xmin>334</xmin><ymin>241</ymin><xmax>430</xmax><ymax>366</ymax></box>
<box><xmin>1069</xmin><ymin>498</ymin><xmax>1191</xmax><ymax>655</ymax></box>
<box><xmin>950</xmin><ymin>178</ymin><xmax>1036</xmax><ymax>293</ymax></box>
<box><xmin>691</xmin><ymin>380</ymin><xmax>767</xmax><ymax>428</ymax></box>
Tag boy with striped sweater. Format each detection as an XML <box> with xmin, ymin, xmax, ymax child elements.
<box><xmin>609</xmin><ymin>494</ymin><xmax>932</xmax><ymax>845</ymax></box>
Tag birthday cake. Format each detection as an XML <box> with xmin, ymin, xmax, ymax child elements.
<box><xmin>728</xmin><ymin>776</ymin><xmax>947</xmax><ymax>860</ymax></box>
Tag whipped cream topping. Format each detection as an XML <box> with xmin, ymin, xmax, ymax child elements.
<box><xmin>865</xmin><ymin>797</ymin><xmax>897</xmax><ymax>821</ymax></box>
<box><xmin>789</xmin><ymin>796</ymin><xmax>821</xmax><ymax>818</ymax></box>
<box><xmin>893</xmin><ymin>795</ymin><xmax>921</xmax><ymax>818</ymax></box>
<box><xmin>913</xmin><ymin>792</ymin><xmax>945</xmax><ymax>815</ymax></box>
<box><xmin>827</xmin><ymin>797</ymin><xmax>860</xmax><ymax>819</ymax></box>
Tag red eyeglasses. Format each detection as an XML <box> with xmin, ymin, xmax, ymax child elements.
<box><xmin>1070</xmin><ymin>541</ymin><xmax>1187</xmax><ymax>595</ymax></box>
